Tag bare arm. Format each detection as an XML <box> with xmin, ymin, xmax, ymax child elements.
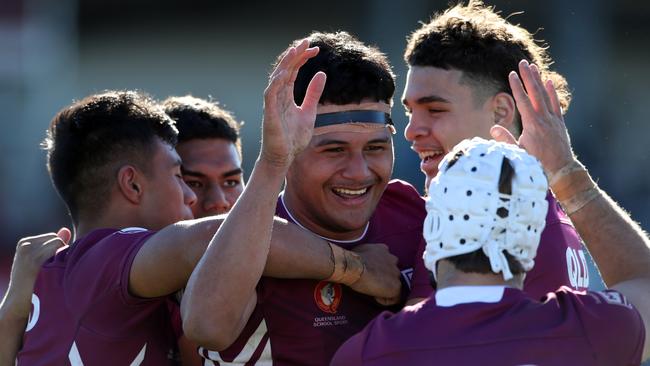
<box><xmin>180</xmin><ymin>40</ymin><xmax>326</xmax><ymax>350</ymax></box>
<box><xmin>492</xmin><ymin>59</ymin><xmax>650</xmax><ymax>360</ymax></box>
<box><xmin>0</xmin><ymin>230</ymin><xmax>69</xmax><ymax>366</ymax></box>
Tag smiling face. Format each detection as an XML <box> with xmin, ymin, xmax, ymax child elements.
<box><xmin>176</xmin><ymin>138</ymin><xmax>244</xmax><ymax>218</ymax></box>
<box><xmin>402</xmin><ymin>66</ymin><xmax>497</xmax><ymax>189</ymax></box>
<box><xmin>283</xmin><ymin>127</ymin><xmax>394</xmax><ymax>241</ymax></box>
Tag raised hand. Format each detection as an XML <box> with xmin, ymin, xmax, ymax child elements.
<box><xmin>349</xmin><ymin>243</ymin><xmax>402</xmax><ymax>305</ymax></box>
<box><xmin>490</xmin><ymin>60</ymin><xmax>575</xmax><ymax>177</ymax></box>
<box><xmin>261</xmin><ymin>39</ymin><xmax>327</xmax><ymax>169</ymax></box>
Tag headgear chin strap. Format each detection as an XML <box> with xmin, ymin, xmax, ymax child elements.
<box><xmin>423</xmin><ymin>137</ymin><xmax>549</xmax><ymax>281</ymax></box>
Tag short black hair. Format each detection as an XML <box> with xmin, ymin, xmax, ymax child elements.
<box><xmin>162</xmin><ymin>95</ymin><xmax>242</xmax><ymax>157</ymax></box>
<box><xmin>43</xmin><ymin>90</ymin><xmax>178</xmax><ymax>223</ymax></box>
<box><xmin>281</xmin><ymin>31</ymin><xmax>395</xmax><ymax>106</ymax></box>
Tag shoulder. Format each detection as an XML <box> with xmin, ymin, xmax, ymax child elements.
<box><xmin>379</xmin><ymin>180</ymin><xmax>426</xmax><ymax>214</ymax></box>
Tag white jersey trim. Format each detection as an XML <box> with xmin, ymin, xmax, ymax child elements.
<box><xmin>435</xmin><ymin>286</ymin><xmax>507</xmax><ymax>307</ymax></box>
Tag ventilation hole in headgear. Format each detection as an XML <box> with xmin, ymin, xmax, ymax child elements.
<box><xmin>439</xmin><ymin>242</ymin><xmax>443</xmax><ymax>248</ymax></box>
<box><xmin>497</xmin><ymin>207</ymin><xmax>509</xmax><ymax>218</ymax></box>
<box><xmin>444</xmin><ymin>187</ymin><xmax>448</xmax><ymax>193</ymax></box>
<box><xmin>530</xmin><ymin>176</ymin><xmax>534</xmax><ymax>182</ymax></box>
<box><xmin>500</xmin><ymin>229</ymin><xmax>506</xmax><ymax>234</ymax></box>
<box><xmin>532</xmin><ymin>202</ymin><xmax>535</xmax><ymax>207</ymax></box>
<box><xmin>534</xmin><ymin>229</ymin><xmax>538</xmax><ymax>233</ymax></box>
<box><xmin>463</xmin><ymin>214</ymin><xmax>470</xmax><ymax>220</ymax></box>
<box><xmin>471</xmin><ymin>166</ymin><xmax>477</xmax><ymax>172</ymax></box>
<box><xmin>460</xmin><ymin>239</ymin><xmax>466</xmax><ymax>245</ymax></box>
<box><xmin>480</xmin><ymin>153</ymin><xmax>486</xmax><ymax>157</ymax></box>
<box><xmin>466</xmin><ymin>190</ymin><xmax>472</xmax><ymax>196</ymax></box>
<box><xmin>449</xmin><ymin>215</ymin><xmax>454</xmax><ymax>221</ymax></box>
<box><xmin>527</xmin><ymin>225</ymin><xmax>531</xmax><ymax>231</ymax></box>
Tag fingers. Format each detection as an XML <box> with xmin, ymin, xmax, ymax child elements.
<box><xmin>300</xmin><ymin>72</ymin><xmax>327</xmax><ymax>114</ymax></box>
<box><xmin>508</xmin><ymin>70</ymin><xmax>534</xmax><ymax>124</ymax></box>
<box><xmin>490</xmin><ymin>125</ymin><xmax>518</xmax><ymax>145</ymax></box>
<box><xmin>528</xmin><ymin>64</ymin><xmax>554</xmax><ymax>114</ymax></box>
<box><xmin>57</xmin><ymin>227</ymin><xmax>72</xmax><ymax>245</ymax></box>
<box><xmin>517</xmin><ymin>61</ymin><xmax>550</xmax><ymax>116</ymax></box>
<box><xmin>41</xmin><ymin>236</ymin><xmax>66</xmax><ymax>253</ymax></box>
<box><xmin>544</xmin><ymin>79</ymin><xmax>563</xmax><ymax>117</ymax></box>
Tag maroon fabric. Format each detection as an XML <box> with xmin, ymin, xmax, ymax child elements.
<box><xmin>18</xmin><ymin>228</ymin><xmax>176</xmax><ymax>365</ymax></box>
<box><xmin>332</xmin><ymin>287</ymin><xmax>644</xmax><ymax>365</ymax></box>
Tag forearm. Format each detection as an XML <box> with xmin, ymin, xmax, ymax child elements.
<box><xmin>182</xmin><ymin>159</ymin><xmax>285</xmax><ymax>350</ymax></box>
<box><xmin>553</xmin><ymin>165</ymin><xmax>650</xmax><ymax>286</ymax></box>
<box><xmin>0</xmin><ymin>277</ymin><xmax>37</xmax><ymax>365</ymax></box>
<box><xmin>264</xmin><ymin>220</ymin><xmax>333</xmax><ymax>279</ymax></box>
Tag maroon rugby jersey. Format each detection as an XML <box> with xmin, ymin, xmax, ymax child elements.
<box><xmin>332</xmin><ymin>286</ymin><xmax>645</xmax><ymax>365</ymax></box>
<box><xmin>200</xmin><ymin>180</ymin><xmax>428</xmax><ymax>365</ymax></box>
<box><xmin>409</xmin><ymin>192</ymin><xmax>590</xmax><ymax>300</ymax></box>
<box><xmin>17</xmin><ymin>228</ymin><xmax>176</xmax><ymax>365</ymax></box>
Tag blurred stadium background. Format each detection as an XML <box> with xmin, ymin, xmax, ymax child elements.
<box><xmin>1</xmin><ymin>0</ymin><xmax>649</xmax><ymax>297</ymax></box>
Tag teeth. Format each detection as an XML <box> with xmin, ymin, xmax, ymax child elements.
<box><xmin>333</xmin><ymin>187</ymin><xmax>368</xmax><ymax>196</ymax></box>
<box><xmin>418</xmin><ymin>150</ymin><xmax>444</xmax><ymax>160</ymax></box>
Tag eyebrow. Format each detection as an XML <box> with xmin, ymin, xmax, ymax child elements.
<box><xmin>181</xmin><ymin>167</ymin><xmax>243</xmax><ymax>179</ymax></box>
<box><xmin>402</xmin><ymin>95</ymin><xmax>451</xmax><ymax>107</ymax></box>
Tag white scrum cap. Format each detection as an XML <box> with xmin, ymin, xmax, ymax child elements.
<box><xmin>423</xmin><ymin>137</ymin><xmax>549</xmax><ymax>281</ymax></box>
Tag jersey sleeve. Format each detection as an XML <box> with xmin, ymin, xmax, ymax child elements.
<box><xmin>565</xmin><ymin>289</ymin><xmax>645</xmax><ymax>364</ymax></box>
<box><xmin>65</xmin><ymin>229</ymin><xmax>157</xmax><ymax>311</ymax></box>
<box><xmin>407</xmin><ymin>238</ymin><xmax>434</xmax><ymax>301</ymax></box>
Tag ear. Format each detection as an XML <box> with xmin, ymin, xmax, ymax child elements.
<box><xmin>492</xmin><ymin>92</ymin><xmax>517</xmax><ymax>134</ymax></box>
<box><xmin>116</xmin><ymin>165</ymin><xmax>144</xmax><ymax>204</ymax></box>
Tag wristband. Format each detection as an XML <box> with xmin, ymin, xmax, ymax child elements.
<box><xmin>559</xmin><ymin>187</ymin><xmax>601</xmax><ymax>216</ymax></box>
<box><xmin>326</xmin><ymin>242</ymin><xmax>366</xmax><ymax>286</ymax></box>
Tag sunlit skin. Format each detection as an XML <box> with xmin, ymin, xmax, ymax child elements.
<box><xmin>176</xmin><ymin>138</ymin><xmax>244</xmax><ymax>218</ymax></box>
<box><xmin>402</xmin><ymin>66</ymin><xmax>516</xmax><ymax>190</ymax></box>
<box><xmin>283</xmin><ymin>127</ymin><xmax>394</xmax><ymax>241</ymax></box>
<box><xmin>140</xmin><ymin>140</ymin><xmax>196</xmax><ymax>229</ymax></box>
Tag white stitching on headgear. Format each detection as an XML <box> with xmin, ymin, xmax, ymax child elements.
<box><xmin>423</xmin><ymin>137</ymin><xmax>548</xmax><ymax>281</ymax></box>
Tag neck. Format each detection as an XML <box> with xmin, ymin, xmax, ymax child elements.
<box><xmin>74</xmin><ymin>210</ymin><xmax>144</xmax><ymax>241</ymax></box>
<box><xmin>435</xmin><ymin>260</ymin><xmax>524</xmax><ymax>290</ymax></box>
<box><xmin>281</xmin><ymin>191</ymin><xmax>368</xmax><ymax>242</ymax></box>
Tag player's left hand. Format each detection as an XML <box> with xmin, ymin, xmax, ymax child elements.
<box><xmin>349</xmin><ymin>243</ymin><xmax>401</xmax><ymax>305</ymax></box>
<box><xmin>490</xmin><ymin>59</ymin><xmax>575</xmax><ymax>177</ymax></box>
<box><xmin>3</xmin><ymin>228</ymin><xmax>71</xmax><ymax>319</ymax></box>
<box><xmin>260</xmin><ymin>39</ymin><xmax>327</xmax><ymax>169</ymax></box>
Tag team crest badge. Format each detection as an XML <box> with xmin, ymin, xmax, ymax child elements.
<box><xmin>314</xmin><ymin>281</ymin><xmax>342</xmax><ymax>314</ymax></box>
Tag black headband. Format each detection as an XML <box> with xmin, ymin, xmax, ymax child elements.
<box><xmin>314</xmin><ymin>110</ymin><xmax>393</xmax><ymax>128</ymax></box>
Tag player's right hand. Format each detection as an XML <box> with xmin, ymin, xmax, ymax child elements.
<box><xmin>260</xmin><ymin>39</ymin><xmax>327</xmax><ymax>170</ymax></box>
<box><xmin>349</xmin><ymin>243</ymin><xmax>401</xmax><ymax>305</ymax></box>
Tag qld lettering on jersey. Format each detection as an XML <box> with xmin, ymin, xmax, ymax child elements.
<box><xmin>566</xmin><ymin>247</ymin><xmax>589</xmax><ymax>289</ymax></box>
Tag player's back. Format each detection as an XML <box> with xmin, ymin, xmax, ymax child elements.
<box><xmin>17</xmin><ymin>228</ymin><xmax>176</xmax><ymax>365</ymax></box>
<box><xmin>332</xmin><ymin>286</ymin><xmax>645</xmax><ymax>366</ymax></box>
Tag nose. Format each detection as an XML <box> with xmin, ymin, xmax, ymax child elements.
<box><xmin>182</xmin><ymin>181</ymin><xmax>198</xmax><ymax>208</ymax></box>
<box><xmin>404</xmin><ymin>111</ymin><xmax>430</xmax><ymax>143</ymax></box>
<box><xmin>203</xmin><ymin>186</ymin><xmax>232</xmax><ymax>215</ymax></box>
<box><xmin>340</xmin><ymin>151</ymin><xmax>372</xmax><ymax>181</ymax></box>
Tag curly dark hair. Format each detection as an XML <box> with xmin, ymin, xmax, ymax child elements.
<box><xmin>405</xmin><ymin>1</ymin><xmax>571</xmax><ymax>131</ymax></box>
